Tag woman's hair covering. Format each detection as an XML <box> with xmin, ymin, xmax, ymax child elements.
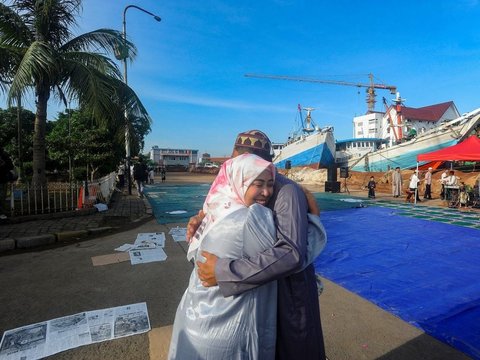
<box><xmin>234</xmin><ymin>130</ymin><xmax>273</xmax><ymax>160</ymax></box>
<box><xmin>204</xmin><ymin>153</ymin><xmax>275</xmax><ymax>222</ymax></box>
<box><xmin>187</xmin><ymin>153</ymin><xmax>274</xmax><ymax>260</ymax></box>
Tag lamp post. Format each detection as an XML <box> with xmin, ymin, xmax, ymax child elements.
<box><xmin>122</xmin><ymin>5</ymin><xmax>161</xmax><ymax>195</ymax></box>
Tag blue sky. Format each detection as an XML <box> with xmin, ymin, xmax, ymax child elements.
<box><xmin>8</xmin><ymin>0</ymin><xmax>480</xmax><ymax>156</ymax></box>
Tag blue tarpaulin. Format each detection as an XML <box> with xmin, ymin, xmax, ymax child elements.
<box><xmin>315</xmin><ymin>206</ymin><xmax>480</xmax><ymax>359</ymax></box>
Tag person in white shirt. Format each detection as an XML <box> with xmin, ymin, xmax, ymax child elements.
<box><xmin>423</xmin><ymin>167</ymin><xmax>433</xmax><ymax>199</ymax></box>
<box><xmin>148</xmin><ymin>169</ymin><xmax>155</xmax><ymax>184</ymax></box>
<box><xmin>440</xmin><ymin>170</ymin><xmax>448</xmax><ymax>199</ymax></box>
<box><xmin>444</xmin><ymin>170</ymin><xmax>460</xmax><ymax>201</ymax></box>
<box><xmin>406</xmin><ymin>170</ymin><xmax>421</xmax><ymax>202</ymax></box>
<box><xmin>446</xmin><ymin>170</ymin><xmax>458</xmax><ymax>186</ymax></box>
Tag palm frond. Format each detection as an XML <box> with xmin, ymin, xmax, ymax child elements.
<box><xmin>13</xmin><ymin>0</ymin><xmax>81</xmax><ymax>47</ymax></box>
<box><xmin>61</xmin><ymin>29</ymin><xmax>137</xmax><ymax>62</ymax></box>
<box><xmin>0</xmin><ymin>3</ymin><xmax>34</xmax><ymax>47</ymax></box>
<box><xmin>59</xmin><ymin>58</ymin><xmax>125</xmax><ymax>127</ymax></box>
<box><xmin>8</xmin><ymin>40</ymin><xmax>57</xmax><ymax>103</ymax></box>
<box><xmin>61</xmin><ymin>51</ymin><xmax>122</xmax><ymax>80</ymax></box>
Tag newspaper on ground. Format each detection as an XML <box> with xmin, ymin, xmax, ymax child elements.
<box><xmin>168</xmin><ymin>227</ymin><xmax>187</xmax><ymax>242</ymax></box>
<box><xmin>112</xmin><ymin>233</ymin><xmax>167</xmax><ymax>265</ymax></box>
<box><xmin>129</xmin><ymin>248</ymin><xmax>167</xmax><ymax>265</ymax></box>
<box><xmin>93</xmin><ymin>203</ymin><xmax>108</xmax><ymax>212</ymax></box>
<box><xmin>0</xmin><ymin>303</ymin><xmax>150</xmax><ymax>360</ymax></box>
<box><xmin>135</xmin><ymin>232</ymin><xmax>165</xmax><ymax>248</ymax></box>
<box><xmin>114</xmin><ymin>243</ymin><xmax>134</xmax><ymax>252</ymax></box>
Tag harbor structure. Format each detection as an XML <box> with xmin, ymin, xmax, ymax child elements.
<box><xmin>273</xmin><ymin>106</ymin><xmax>336</xmax><ymax>169</ymax></box>
<box><xmin>150</xmin><ymin>146</ymin><xmax>198</xmax><ymax>168</ymax></box>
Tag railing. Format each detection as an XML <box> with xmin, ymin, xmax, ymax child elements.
<box><xmin>3</xmin><ymin>172</ymin><xmax>117</xmax><ymax>217</ymax></box>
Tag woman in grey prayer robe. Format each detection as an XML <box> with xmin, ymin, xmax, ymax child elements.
<box><xmin>168</xmin><ymin>154</ymin><xmax>278</xmax><ymax>359</ymax></box>
<box><xmin>392</xmin><ymin>166</ymin><xmax>403</xmax><ymax>197</ymax></box>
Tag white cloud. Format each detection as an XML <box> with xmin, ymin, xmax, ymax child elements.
<box><xmin>143</xmin><ymin>86</ymin><xmax>292</xmax><ymax>113</ymax></box>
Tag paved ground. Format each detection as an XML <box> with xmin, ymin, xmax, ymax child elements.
<box><xmin>0</xmin><ymin>174</ymin><xmax>475</xmax><ymax>359</ymax></box>
<box><xmin>0</xmin><ymin>188</ymin><xmax>152</xmax><ymax>252</ymax></box>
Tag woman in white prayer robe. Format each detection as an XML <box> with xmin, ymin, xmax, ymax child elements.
<box><xmin>168</xmin><ymin>154</ymin><xmax>278</xmax><ymax>360</ymax></box>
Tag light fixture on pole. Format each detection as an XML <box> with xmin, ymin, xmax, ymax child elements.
<box><xmin>120</xmin><ymin>5</ymin><xmax>161</xmax><ymax>195</ymax></box>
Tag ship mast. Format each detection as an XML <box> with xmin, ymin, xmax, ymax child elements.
<box><xmin>303</xmin><ymin>107</ymin><xmax>315</xmax><ymax>132</ymax></box>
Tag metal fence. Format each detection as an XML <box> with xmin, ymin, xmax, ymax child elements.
<box><xmin>4</xmin><ymin>172</ymin><xmax>117</xmax><ymax>217</ymax></box>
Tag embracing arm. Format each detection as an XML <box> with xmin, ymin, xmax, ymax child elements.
<box><xmin>215</xmin><ymin>181</ymin><xmax>309</xmax><ymax>297</ymax></box>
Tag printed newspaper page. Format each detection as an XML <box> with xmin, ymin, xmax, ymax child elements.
<box><xmin>135</xmin><ymin>233</ymin><xmax>165</xmax><ymax>248</ymax></box>
<box><xmin>169</xmin><ymin>227</ymin><xmax>187</xmax><ymax>242</ymax></box>
<box><xmin>0</xmin><ymin>303</ymin><xmax>150</xmax><ymax>360</ymax></box>
<box><xmin>129</xmin><ymin>248</ymin><xmax>167</xmax><ymax>265</ymax></box>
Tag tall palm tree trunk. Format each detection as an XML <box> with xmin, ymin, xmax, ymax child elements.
<box><xmin>32</xmin><ymin>83</ymin><xmax>50</xmax><ymax>187</ymax></box>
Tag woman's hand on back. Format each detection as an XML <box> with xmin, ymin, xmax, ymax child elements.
<box><xmin>186</xmin><ymin>210</ymin><xmax>205</xmax><ymax>243</ymax></box>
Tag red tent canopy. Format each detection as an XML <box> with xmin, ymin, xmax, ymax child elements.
<box><xmin>417</xmin><ymin>135</ymin><xmax>480</xmax><ymax>162</ymax></box>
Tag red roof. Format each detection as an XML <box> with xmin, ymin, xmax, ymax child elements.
<box><xmin>400</xmin><ymin>101</ymin><xmax>454</xmax><ymax>122</ymax></box>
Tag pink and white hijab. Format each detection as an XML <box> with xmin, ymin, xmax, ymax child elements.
<box><xmin>187</xmin><ymin>153</ymin><xmax>275</xmax><ymax>260</ymax></box>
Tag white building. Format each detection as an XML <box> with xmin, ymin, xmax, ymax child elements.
<box><xmin>352</xmin><ymin>111</ymin><xmax>384</xmax><ymax>139</ymax></box>
<box><xmin>150</xmin><ymin>146</ymin><xmax>198</xmax><ymax>168</ymax></box>
<box><xmin>352</xmin><ymin>101</ymin><xmax>460</xmax><ymax>146</ymax></box>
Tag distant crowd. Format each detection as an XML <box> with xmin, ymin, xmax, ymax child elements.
<box><xmin>116</xmin><ymin>158</ymin><xmax>167</xmax><ymax>197</ymax></box>
<box><xmin>365</xmin><ymin>166</ymin><xmax>479</xmax><ymax>208</ymax></box>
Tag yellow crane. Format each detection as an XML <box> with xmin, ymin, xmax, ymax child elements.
<box><xmin>244</xmin><ymin>73</ymin><xmax>397</xmax><ymax>112</ymax></box>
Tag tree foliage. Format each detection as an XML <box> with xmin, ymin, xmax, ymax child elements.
<box><xmin>47</xmin><ymin>109</ymin><xmax>118</xmax><ymax>181</ymax></box>
<box><xmin>0</xmin><ymin>106</ymin><xmax>36</xmax><ymax>175</ymax></box>
<box><xmin>0</xmin><ymin>0</ymin><xmax>152</xmax><ymax>186</ymax></box>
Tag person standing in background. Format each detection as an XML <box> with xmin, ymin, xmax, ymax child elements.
<box><xmin>392</xmin><ymin>167</ymin><xmax>402</xmax><ymax>197</ymax></box>
<box><xmin>424</xmin><ymin>167</ymin><xmax>433</xmax><ymax>199</ymax></box>
<box><xmin>440</xmin><ymin>169</ymin><xmax>448</xmax><ymax>199</ymax></box>
<box><xmin>148</xmin><ymin>168</ymin><xmax>155</xmax><ymax>184</ymax></box>
<box><xmin>161</xmin><ymin>167</ymin><xmax>166</xmax><ymax>183</ymax></box>
<box><xmin>117</xmin><ymin>163</ymin><xmax>125</xmax><ymax>188</ymax></box>
<box><xmin>407</xmin><ymin>170</ymin><xmax>421</xmax><ymax>202</ymax></box>
<box><xmin>133</xmin><ymin>158</ymin><xmax>148</xmax><ymax>198</ymax></box>
<box><xmin>367</xmin><ymin>176</ymin><xmax>376</xmax><ymax>199</ymax></box>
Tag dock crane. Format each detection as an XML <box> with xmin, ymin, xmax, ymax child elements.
<box><xmin>244</xmin><ymin>73</ymin><xmax>397</xmax><ymax>112</ymax></box>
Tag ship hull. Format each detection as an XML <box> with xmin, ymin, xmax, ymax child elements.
<box><xmin>349</xmin><ymin>109</ymin><xmax>480</xmax><ymax>172</ymax></box>
<box><xmin>274</xmin><ymin>131</ymin><xmax>336</xmax><ymax>169</ymax></box>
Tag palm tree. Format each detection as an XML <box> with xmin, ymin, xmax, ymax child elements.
<box><xmin>0</xmin><ymin>0</ymin><xmax>151</xmax><ymax>187</ymax></box>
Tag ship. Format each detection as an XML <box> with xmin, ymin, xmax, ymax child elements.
<box><xmin>273</xmin><ymin>105</ymin><xmax>336</xmax><ymax>169</ymax></box>
<box><xmin>339</xmin><ymin>105</ymin><xmax>480</xmax><ymax>172</ymax></box>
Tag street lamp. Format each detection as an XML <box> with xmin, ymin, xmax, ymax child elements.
<box><xmin>121</xmin><ymin>5</ymin><xmax>161</xmax><ymax>195</ymax></box>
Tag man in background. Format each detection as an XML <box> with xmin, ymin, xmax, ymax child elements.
<box><xmin>407</xmin><ymin>170</ymin><xmax>421</xmax><ymax>202</ymax></box>
<box><xmin>440</xmin><ymin>169</ymin><xmax>448</xmax><ymax>199</ymax></box>
<box><xmin>133</xmin><ymin>157</ymin><xmax>148</xmax><ymax>198</ymax></box>
<box><xmin>392</xmin><ymin>167</ymin><xmax>402</xmax><ymax>197</ymax></box>
<box><xmin>424</xmin><ymin>167</ymin><xmax>433</xmax><ymax>199</ymax></box>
